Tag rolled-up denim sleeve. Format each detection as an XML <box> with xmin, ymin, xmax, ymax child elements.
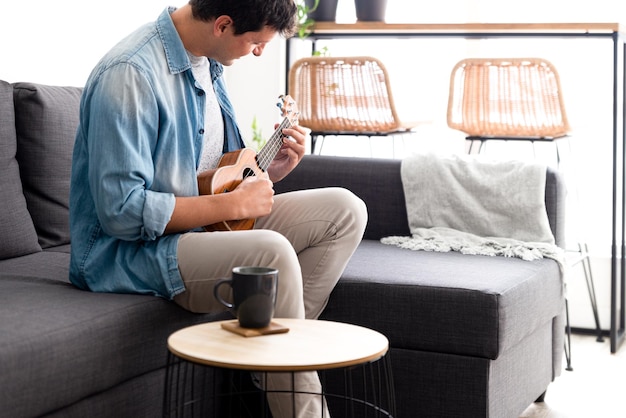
<box><xmin>141</xmin><ymin>190</ymin><xmax>176</xmax><ymax>240</ymax></box>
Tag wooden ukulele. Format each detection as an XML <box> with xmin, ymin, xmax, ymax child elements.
<box><xmin>197</xmin><ymin>95</ymin><xmax>299</xmax><ymax>231</ymax></box>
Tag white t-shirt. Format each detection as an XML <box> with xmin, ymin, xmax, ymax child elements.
<box><xmin>187</xmin><ymin>52</ymin><xmax>224</xmax><ymax>173</ymax></box>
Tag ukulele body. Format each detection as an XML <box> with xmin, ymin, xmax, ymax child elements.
<box><xmin>196</xmin><ymin>94</ymin><xmax>298</xmax><ymax>232</ymax></box>
<box><xmin>197</xmin><ymin>148</ymin><xmax>268</xmax><ymax>232</ymax></box>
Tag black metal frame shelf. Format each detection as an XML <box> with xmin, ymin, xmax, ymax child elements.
<box><xmin>285</xmin><ymin>22</ymin><xmax>626</xmax><ymax>353</ymax></box>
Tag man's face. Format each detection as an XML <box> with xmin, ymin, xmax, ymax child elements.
<box><xmin>213</xmin><ymin>25</ymin><xmax>277</xmax><ymax>66</ymax></box>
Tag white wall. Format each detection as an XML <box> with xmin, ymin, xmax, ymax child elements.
<box><xmin>1</xmin><ymin>1</ymin><xmax>174</xmax><ymax>86</ymax></box>
<box><xmin>1</xmin><ymin>0</ymin><xmax>625</xmax><ymax>329</ymax></box>
<box><xmin>0</xmin><ymin>0</ymin><xmax>284</xmax><ymax>147</ymax></box>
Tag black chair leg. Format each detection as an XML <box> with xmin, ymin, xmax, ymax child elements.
<box><xmin>578</xmin><ymin>242</ymin><xmax>604</xmax><ymax>342</ymax></box>
<box><xmin>310</xmin><ymin>134</ymin><xmax>318</xmax><ymax>154</ymax></box>
<box><xmin>564</xmin><ymin>297</ymin><xmax>573</xmax><ymax>371</ymax></box>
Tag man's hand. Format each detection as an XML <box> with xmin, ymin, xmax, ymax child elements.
<box><xmin>164</xmin><ymin>175</ymin><xmax>274</xmax><ymax>234</ymax></box>
<box><xmin>267</xmin><ymin>123</ymin><xmax>307</xmax><ymax>182</ymax></box>
<box><xmin>233</xmin><ymin>175</ymin><xmax>275</xmax><ymax>220</ymax></box>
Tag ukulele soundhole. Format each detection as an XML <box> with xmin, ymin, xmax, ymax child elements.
<box><xmin>243</xmin><ymin>167</ymin><xmax>255</xmax><ymax>179</ymax></box>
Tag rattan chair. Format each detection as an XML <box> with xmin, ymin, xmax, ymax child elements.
<box><xmin>447</xmin><ymin>57</ymin><xmax>572</xmax><ymax>156</ymax></box>
<box><xmin>288</xmin><ymin>56</ymin><xmax>418</xmax><ymax>154</ymax></box>
<box><xmin>447</xmin><ymin>57</ymin><xmax>602</xmax><ymax>371</ymax></box>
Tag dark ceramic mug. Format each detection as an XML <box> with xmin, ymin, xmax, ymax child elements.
<box><xmin>214</xmin><ymin>266</ymin><xmax>278</xmax><ymax>328</ymax></box>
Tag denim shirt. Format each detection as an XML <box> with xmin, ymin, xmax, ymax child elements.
<box><xmin>69</xmin><ymin>7</ymin><xmax>244</xmax><ymax>298</ymax></box>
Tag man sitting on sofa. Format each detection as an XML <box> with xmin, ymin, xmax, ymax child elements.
<box><xmin>68</xmin><ymin>1</ymin><xmax>367</xmax><ymax>417</ymax></box>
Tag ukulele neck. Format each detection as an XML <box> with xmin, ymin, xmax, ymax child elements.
<box><xmin>256</xmin><ymin>116</ymin><xmax>292</xmax><ymax>172</ymax></box>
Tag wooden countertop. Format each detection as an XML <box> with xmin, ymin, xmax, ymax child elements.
<box><xmin>310</xmin><ymin>22</ymin><xmax>623</xmax><ymax>35</ymax></box>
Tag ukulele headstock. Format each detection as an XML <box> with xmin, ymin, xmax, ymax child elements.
<box><xmin>277</xmin><ymin>94</ymin><xmax>299</xmax><ymax>126</ymax></box>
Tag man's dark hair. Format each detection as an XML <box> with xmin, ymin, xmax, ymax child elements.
<box><xmin>189</xmin><ymin>0</ymin><xmax>298</xmax><ymax>37</ymax></box>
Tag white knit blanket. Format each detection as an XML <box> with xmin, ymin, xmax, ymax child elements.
<box><xmin>381</xmin><ymin>153</ymin><xmax>565</xmax><ymax>267</ymax></box>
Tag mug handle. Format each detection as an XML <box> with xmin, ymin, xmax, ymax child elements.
<box><xmin>213</xmin><ymin>278</ymin><xmax>234</xmax><ymax>309</ymax></box>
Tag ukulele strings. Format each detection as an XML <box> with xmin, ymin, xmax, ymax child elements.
<box><xmin>255</xmin><ymin>116</ymin><xmax>293</xmax><ymax>172</ymax></box>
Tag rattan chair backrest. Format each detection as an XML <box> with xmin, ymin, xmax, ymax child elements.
<box><xmin>288</xmin><ymin>56</ymin><xmax>405</xmax><ymax>133</ymax></box>
<box><xmin>447</xmin><ymin>58</ymin><xmax>571</xmax><ymax>138</ymax></box>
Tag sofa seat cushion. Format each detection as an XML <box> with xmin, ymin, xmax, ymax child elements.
<box><xmin>320</xmin><ymin>240</ymin><xmax>564</xmax><ymax>360</ymax></box>
<box><xmin>0</xmin><ymin>252</ymin><xmax>230</xmax><ymax>417</ymax></box>
<box><xmin>0</xmin><ymin>80</ymin><xmax>41</xmax><ymax>260</ymax></box>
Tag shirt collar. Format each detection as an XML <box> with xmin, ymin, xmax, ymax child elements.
<box><xmin>156</xmin><ymin>7</ymin><xmax>224</xmax><ymax>80</ymax></box>
<box><xmin>156</xmin><ymin>7</ymin><xmax>192</xmax><ymax>75</ymax></box>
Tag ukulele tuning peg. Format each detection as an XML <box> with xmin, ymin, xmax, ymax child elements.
<box><xmin>276</xmin><ymin>94</ymin><xmax>286</xmax><ymax>109</ymax></box>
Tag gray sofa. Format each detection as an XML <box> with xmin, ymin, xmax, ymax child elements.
<box><xmin>0</xmin><ymin>80</ymin><xmax>565</xmax><ymax>418</ymax></box>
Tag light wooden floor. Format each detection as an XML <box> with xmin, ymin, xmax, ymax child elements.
<box><xmin>519</xmin><ymin>333</ymin><xmax>625</xmax><ymax>418</ymax></box>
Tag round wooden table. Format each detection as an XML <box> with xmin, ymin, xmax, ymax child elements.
<box><xmin>164</xmin><ymin>318</ymin><xmax>395</xmax><ymax>417</ymax></box>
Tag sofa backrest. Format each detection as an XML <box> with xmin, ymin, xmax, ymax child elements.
<box><xmin>274</xmin><ymin>154</ymin><xmax>567</xmax><ymax>248</ymax></box>
<box><xmin>13</xmin><ymin>82</ymin><xmax>83</xmax><ymax>249</ymax></box>
<box><xmin>274</xmin><ymin>155</ymin><xmax>412</xmax><ymax>241</ymax></box>
<box><xmin>0</xmin><ymin>80</ymin><xmax>42</xmax><ymax>260</ymax></box>
<box><xmin>0</xmin><ymin>80</ymin><xmax>83</xmax><ymax>257</ymax></box>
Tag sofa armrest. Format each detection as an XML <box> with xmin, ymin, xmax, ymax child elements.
<box><xmin>545</xmin><ymin>167</ymin><xmax>567</xmax><ymax>248</ymax></box>
<box><xmin>274</xmin><ymin>155</ymin><xmax>566</xmax><ymax>247</ymax></box>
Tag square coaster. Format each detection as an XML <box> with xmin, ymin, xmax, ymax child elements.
<box><xmin>221</xmin><ymin>320</ymin><xmax>290</xmax><ymax>337</ymax></box>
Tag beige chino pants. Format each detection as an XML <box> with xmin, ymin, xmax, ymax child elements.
<box><xmin>174</xmin><ymin>187</ymin><xmax>367</xmax><ymax>418</ymax></box>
